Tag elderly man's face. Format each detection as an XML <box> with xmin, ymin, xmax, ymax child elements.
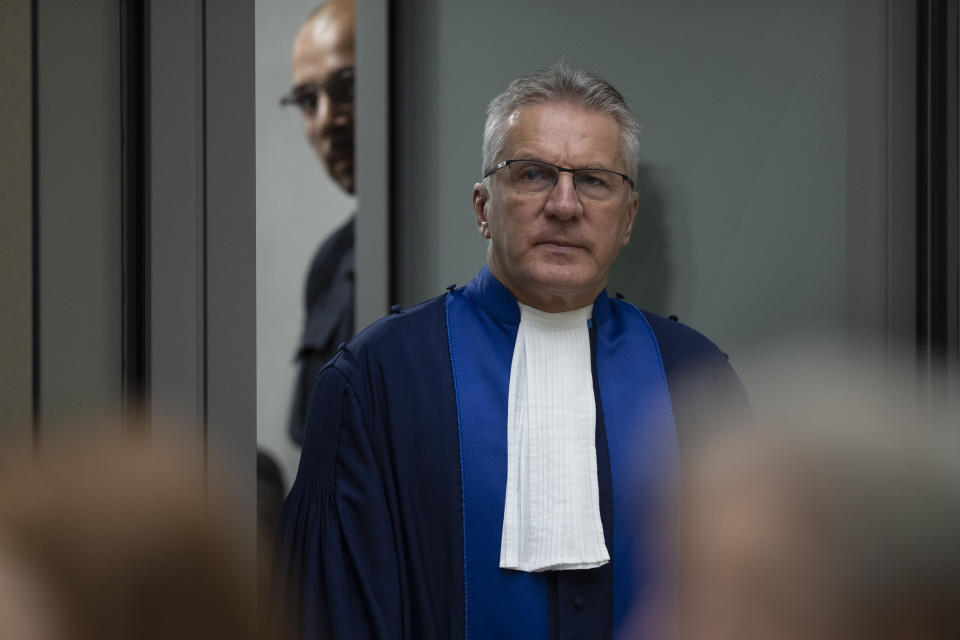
<box><xmin>292</xmin><ymin>7</ymin><xmax>355</xmax><ymax>194</ymax></box>
<box><xmin>473</xmin><ymin>103</ymin><xmax>638</xmax><ymax>312</ymax></box>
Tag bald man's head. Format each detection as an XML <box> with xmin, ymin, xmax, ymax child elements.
<box><xmin>307</xmin><ymin>0</ymin><xmax>353</xmax><ymax>22</ymax></box>
<box><xmin>291</xmin><ymin>1</ymin><xmax>356</xmax><ymax>193</ymax></box>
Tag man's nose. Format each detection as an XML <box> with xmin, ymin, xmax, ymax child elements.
<box><xmin>544</xmin><ymin>172</ymin><xmax>583</xmax><ymax>220</ymax></box>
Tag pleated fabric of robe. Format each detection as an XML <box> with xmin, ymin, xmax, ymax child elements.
<box><xmin>274</xmin><ymin>265</ymin><xmax>748</xmax><ymax>639</ymax></box>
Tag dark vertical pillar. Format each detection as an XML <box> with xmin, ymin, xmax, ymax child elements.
<box><xmin>917</xmin><ymin>0</ymin><xmax>959</xmax><ymax>394</ymax></box>
<box><xmin>121</xmin><ymin>0</ymin><xmax>147</xmax><ymax>432</ymax></box>
<box><xmin>846</xmin><ymin>0</ymin><xmax>919</xmax><ymax>355</ymax></box>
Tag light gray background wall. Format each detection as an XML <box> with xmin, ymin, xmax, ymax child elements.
<box><xmin>394</xmin><ymin>0</ymin><xmax>848</xmax><ymax>396</ymax></box>
<box><xmin>256</xmin><ymin>0</ymin><xmax>356</xmax><ymax>487</ymax></box>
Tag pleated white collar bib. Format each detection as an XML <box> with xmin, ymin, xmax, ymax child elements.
<box><xmin>499</xmin><ymin>302</ymin><xmax>610</xmax><ymax>572</ymax></box>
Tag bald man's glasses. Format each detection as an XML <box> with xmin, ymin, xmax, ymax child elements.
<box><xmin>280</xmin><ymin>67</ymin><xmax>355</xmax><ymax>116</ymax></box>
<box><xmin>483</xmin><ymin>160</ymin><xmax>633</xmax><ymax>202</ymax></box>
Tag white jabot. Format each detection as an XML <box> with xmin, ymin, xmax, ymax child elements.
<box><xmin>499</xmin><ymin>302</ymin><xmax>610</xmax><ymax>572</ymax></box>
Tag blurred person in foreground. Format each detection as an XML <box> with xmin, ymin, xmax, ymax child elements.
<box><xmin>679</xmin><ymin>350</ymin><xmax>960</xmax><ymax>640</ymax></box>
<box><xmin>280</xmin><ymin>0</ymin><xmax>357</xmax><ymax>446</ymax></box>
<box><xmin>0</xmin><ymin>432</ymin><xmax>259</xmax><ymax>640</ymax></box>
<box><xmin>275</xmin><ymin>63</ymin><xmax>748</xmax><ymax>639</ymax></box>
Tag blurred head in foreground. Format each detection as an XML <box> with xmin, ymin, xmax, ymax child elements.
<box><xmin>680</xmin><ymin>349</ymin><xmax>960</xmax><ymax>640</ymax></box>
<box><xmin>0</xmin><ymin>435</ymin><xmax>257</xmax><ymax>640</ymax></box>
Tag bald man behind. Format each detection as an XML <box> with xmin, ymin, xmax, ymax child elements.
<box><xmin>281</xmin><ymin>1</ymin><xmax>357</xmax><ymax>445</ymax></box>
<box><xmin>291</xmin><ymin>1</ymin><xmax>355</xmax><ymax>193</ymax></box>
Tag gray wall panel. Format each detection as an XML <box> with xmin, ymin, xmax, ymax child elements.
<box><xmin>204</xmin><ymin>0</ymin><xmax>257</xmax><ymax>581</ymax></box>
<box><xmin>36</xmin><ymin>0</ymin><xmax>122</xmax><ymax>432</ymax></box>
<box><xmin>0</xmin><ymin>0</ymin><xmax>34</xmax><ymax>450</ymax></box>
<box><xmin>147</xmin><ymin>0</ymin><xmax>206</xmax><ymax>451</ymax></box>
<box><xmin>355</xmin><ymin>0</ymin><xmax>391</xmax><ymax>329</ymax></box>
<box><xmin>148</xmin><ymin>0</ymin><xmax>257</xmax><ymax>594</ymax></box>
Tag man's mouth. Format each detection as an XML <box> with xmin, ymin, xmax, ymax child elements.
<box><xmin>322</xmin><ymin>130</ymin><xmax>354</xmax><ymax>160</ymax></box>
<box><xmin>537</xmin><ymin>240</ymin><xmax>583</xmax><ymax>250</ymax></box>
<box><xmin>324</xmin><ymin>145</ymin><xmax>353</xmax><ymax>163</ymax></box>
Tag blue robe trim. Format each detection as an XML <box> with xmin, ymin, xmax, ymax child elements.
<box><xmin>445</xmin><ymin>266</ymin><xmax>678</xmax><ymax>638</ymax></box>
<box><xmin>446</xmin><ymin>277</ymin><xmax>545</xmax><ymax>639</ymax></box>
<box><xmin>596</xmin><ymin>302</ymin><xmax>679</xmax><ymax>626</ymax></box>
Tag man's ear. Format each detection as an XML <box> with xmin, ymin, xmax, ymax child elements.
<box><xmin>473</xmin><ymin>182</ymin><xmax>491</xmax><ymax>239</ymax></box>
<box><xmin>621</xmin><ymin>191</ymin><xmax>639</xmax><ymax>246</ymax></box>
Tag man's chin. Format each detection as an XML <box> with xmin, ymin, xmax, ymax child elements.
<box><xmin>527</xmin><ymin>268</ymin><xmax>603</xmax><ymax>303</ymax></box>
<box><xmin>324</xmin><ymin>162</ymin><xmax>355</xmax><ymax>195</ymax></box>
<box><xmin>533</xmin><ymin>264</ymin><xmax>593</xmax><ymax>288</ymax></box>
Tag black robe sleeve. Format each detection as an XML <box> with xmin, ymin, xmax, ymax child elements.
<box><xmin>641</xmin><ymin>310</ymin><xmax>753</xmax><ymax>453</ymax></box>
<box><xmin>275</xmin><ymin>362</ymin><xmax>401</xmax><ymax>639</ymax></box>
<box><xmin>288</xmin><ymin>216</ymin><xmax>355</xmax><ymax>446</ymax></box>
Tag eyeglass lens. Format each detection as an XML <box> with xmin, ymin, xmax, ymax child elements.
<box><xmin>281</xmin><ymin>67</ymin><xmax>355</xmax><ymax>116</ymax></box>
<box><xmin>507</xmin><ymin>161</ymin><xmax>625</xmax><ymax>201</ymax></box>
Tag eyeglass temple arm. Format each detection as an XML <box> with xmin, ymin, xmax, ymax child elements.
<box><xmin>482</xmin><ymin>160</ymin><xmax>508</xmax><ymax>179</ymax></box>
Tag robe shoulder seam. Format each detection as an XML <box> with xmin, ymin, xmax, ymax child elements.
<box><xmin>337</xmin><ymin>295</ymin><xmax>448</xmax><ymax>360</ymax></box>
<box><xmin>635</xmin><ymin>307</ymin><xmax>731</xmax><ymax>363</ymax></box>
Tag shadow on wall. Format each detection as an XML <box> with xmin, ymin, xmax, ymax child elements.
<box><xmin>608</xmin><ymin>163</ymin><xmax>671</xmax><ymax>315</ymax></box>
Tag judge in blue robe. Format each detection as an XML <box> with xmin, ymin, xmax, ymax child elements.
<box><xmin>275</xmin><ymin>64</ymin><xmax>747</xmax><ymax>640</ymax></box>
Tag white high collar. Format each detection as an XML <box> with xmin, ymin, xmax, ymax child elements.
<box><xmin>499</xmin><ymin>302</ymin><xmax>610</xmax><ymax>572</ymax></box>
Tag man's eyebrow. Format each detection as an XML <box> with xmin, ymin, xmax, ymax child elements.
<box><xmin>288</xmin><ymin>83</ymin><xmax>321</xmax><ymax>97</ymax></box>
<box><xmin>511</xmin><ymin>152</ymin><xmax>547</xmax><ymax>163</ymax></box>
<box><xmin>512</xmin><ymin>154</ymin><xmax>616</xmax><ymax>171</ymax></box>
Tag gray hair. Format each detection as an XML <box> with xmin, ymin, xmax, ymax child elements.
<box><xmin>481</xmin><ymin>63</ymin><xmax>641</xmax><ymax>185</ymax></box>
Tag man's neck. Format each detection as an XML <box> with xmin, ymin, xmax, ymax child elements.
<box><xmin>488</xmin><ymin>266</ymin><xmax>602</xmax><ymax>313</ymax></box>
